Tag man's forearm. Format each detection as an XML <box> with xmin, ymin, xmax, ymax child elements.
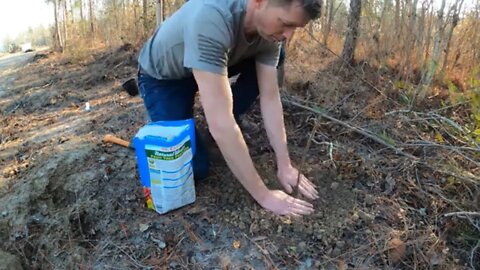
<box><xmin>260</xmin><ymin>95</ymin><xmax>291</xmax><ymax>169</ymax></box>
<box><xmin>192</xmin><ymin>68</ymin><xmax>270</xmax><ymax>204</ymax></box>
<box><xmin>210</xmin><ymin>123</ymin><xmax>269</xmax><ymax>202</ymax></box>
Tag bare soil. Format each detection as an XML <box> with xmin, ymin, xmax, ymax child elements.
<box><xmin>0</xmin><ymin>44</ymin><xmax>478</xmax><ymax>269</ymax></box>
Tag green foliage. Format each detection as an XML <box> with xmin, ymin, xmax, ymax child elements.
<box><xmin>394</xmin><ymin>80</ymin><xmax>414</xmax><ymax>105</ymax></box>
<box><xmin>393</xmin><ymin>80</ymin><xmax>409</xmax><ymax>90</ymax></box>
<box><xmin>74</xmin><ymin>0</ymin><xmax>82</xmax><ymax>9</ymax></box>
<box><xmin>451</xmin><ymin>220</ymin><xmax>480</xmax><ymax>245</ymax></box>
<box><xmin>379</xmin><ymin>130</ymin><xmax>396</xmax><ymax>146</ymax></box>
<box><xmin>400</xmin><ymin>94</ymin><xmax>411</xmax><ymax>106</ymax></box>
<box><xmin>447</xmin><ymin>80</ymin><xmax>465</xmax><ymax>105</ymax></box>
<box><xmin>469</xmin><ymin>67</ymin><xmax>480</xmax><ymax>89</ymax></box>
<box><xmin>1</xmin><ymin>25</ymin><xmax>50</xmax><ymax>51</ymax></box>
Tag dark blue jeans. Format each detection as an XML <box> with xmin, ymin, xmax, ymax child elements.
<box><xmin>138</xmin><ymin>55</ymin><xmax>285</xmax><ymax>179</ymax></box>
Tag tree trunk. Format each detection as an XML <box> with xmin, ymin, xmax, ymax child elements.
<box><xmin>143</xmin><ymin>0</ymin><xmax>149</xmax><ymax>37</ymax></box>
<box><xmin>415</xmin><ymin>1</ymin><xmax>428</xmax><ymax>82</ymax></box>
<box><xmin>89</xmin><ymin>0</ymin><xmax>95</xmax><ymax>37</ymax></box>
<box><xmin>402</xmin><ymin>0</ymin><xmax>419</xmax><ymax>80</ymax></box>
<box><xmin>375</xmin><ymin>0</ymin><xmax>390</xmax><ymax>63</ymax></box>
<box><xmin>63</xmin><ymin>0</ymin><xmax>68</xmax><ymax>50</ymax></box>
<box><xmin>112</xmin><ymin>0</ymin><xmax>119</xmax><ymax>38</ymax></box>
<box><xmin>53</xmin><ymin>0</ymin><xmax>63</xmax><ymax>52</ymax></box>
<box><xmin>395</xmin><ymin>0</ymin><xmax>401</xmax><ymax>39</ymax></box>
<box><xmin>440</xmin><ymin>0</ymin><xmax>465</xmax><ymax>78</ymax></box>
<box><xmin>423</xmin><ymin>2</ymin><xmax>434</xmax><ymax>63</ymax></box>
<box><xmin>134</xmin><ymin>0</ymin><xmax>139</xmax><ymax>40</ymax></box>
<box><xmin>156</xmin><ymin>0</ymin><xmax>163</xmax><ymax>26</ymax></box>
<box><xmin>322</xmin><ymin>0</ymin><xmax>342</xmax><ymax>45</ymax></box>
<box><xmin>79</xmin><ymin>0</ymin><xmax>84</xmax><ymax>21</ymax></box>
<box><xmin>322</xmin><ymin>0</ymin><xmax>332</xmax><ymax>44</ymax></box>
<box><xmin>415</xmin><ymin>0</ymin><xmax>446</xmax><ymax>102</ymax></box>
<box><xmin>69</xmin><ymin>0</ymin><xmax>74</xmax><ymax>24</ymax></box>
<box><xmin>78</xmin><ymin>0</ymin><xmax>85</xmax><ymax>36</ymax></box>
<box><xmin>341</xmin><ymin>0</ymin><xmax>362</xmax><ymax>64</ymax></box>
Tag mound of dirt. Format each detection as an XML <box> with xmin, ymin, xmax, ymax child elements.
<box><xmin>0</xmin><ymin>250</ymin><xmax>23</xmax><ymax>270</ymax></box>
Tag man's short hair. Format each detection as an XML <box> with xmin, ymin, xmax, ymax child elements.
<box><xmin>269</xmin><ymin>0</ymin><xmax>322</xmax><ymax>20</ymax></box>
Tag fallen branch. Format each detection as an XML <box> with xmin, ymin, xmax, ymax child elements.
<box><xmin>403</xmin><ymin>141</ymin><xmax>480</xmax><ymax>153</ymax></box>
<box><xmin>284</xmin><ymin>97</ymin><xmax>418</xmax><ymax>160</ymax></box>
<box><xmin>424</xmin><ymin>166</ymin><xmax>480</xmax><ymax>185</ymax></box>
<box><xmin>443</xmin><ymin>212</ymin><xmax>480</xmax><ymax>218</ymax></box>
<box><xmin>386</xmin><ymin>110</ymin><xmax>467</xmax><ymax>134</ymax></box>
<box><xmin>404</xmin><ymin>141</ymin><xmax>480</xmax><ymax>168</ymax></box>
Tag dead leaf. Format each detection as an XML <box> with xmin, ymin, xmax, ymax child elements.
<box><xmin>233</xmin><ymin>240</ymin><xmax>241</xmax><ymax>249</ymax></box>
<box><xmin>388</xmin><ymin>238</ymin><xmax>406</xmax><ymax>263</ymax></box>
<box><xmin>336</xmin><ymin>259</ymin><xmax>347</xmax><ymax>270</ymax></box>
<box><xmin>436</xmin><ymin>132</ymin><xmax>444</xmax><ymax>143</ymax></box>
<box><xmin>138</xmin><ymin>223</ymin><xmax>149</xmax><ymax>232</ymax></box>
<box><xmin>384</xmin><ymin>174</ymin><xmax>396</xmax><ymax>195</ymax></box>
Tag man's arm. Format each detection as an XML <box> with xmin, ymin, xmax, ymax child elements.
<box><xmin>193</xmin><ymin>69</ymin><xmax>314</xmax><ymax>216</ymax></box>
<box><xmin>256</xmin><ymin>62</ymin><xmax>319</xmax><ymax>200</ymax></box>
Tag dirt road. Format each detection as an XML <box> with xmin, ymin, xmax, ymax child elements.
<box><xmin>0</xmin><ymin>51</ymin><xmax>36</xmax><ymax>70</ymax></box>
<box><xmin>0</xmin><ymin>51</ymin><xmax>37</xmax><ymax>99</ymax></box>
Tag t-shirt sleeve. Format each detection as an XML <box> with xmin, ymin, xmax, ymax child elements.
<box><xmin>255</xmin><ymin>42</ymin><xmax>281</xmax><ymax>67</ymax></box>
<box><xmin>183</xmin><ymin>5</ymin><xmax>232</xmax><ymax>75</ymax></box>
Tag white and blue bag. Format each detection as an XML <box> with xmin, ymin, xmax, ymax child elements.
<box><xmin>133</xmin><ymin>119</ymin><xmax>196</xmax><ymax>214</ymax></box>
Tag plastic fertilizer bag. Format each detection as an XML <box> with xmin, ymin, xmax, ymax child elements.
<box><xmin>133</xmin><ymin>119</ymin><xmax>196</xmax><ymax>214</ymax></box>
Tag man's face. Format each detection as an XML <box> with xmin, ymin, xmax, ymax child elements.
<box><xmin>253</xmin><ymin>0</ymin><xmax>310</xmax><ymax>42</ymax></box>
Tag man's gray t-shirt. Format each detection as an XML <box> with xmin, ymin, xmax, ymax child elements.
<box><xmin>138</xmin><ymin>0</ymin><xmax>281</xmax><ymax>80</ymax></box>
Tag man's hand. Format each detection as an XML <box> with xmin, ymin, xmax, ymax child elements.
<box><xmin>259</xmin><ymin>190</ymin><xmax>314</xmax><ymax>217</ymax></box>
<box><xmin>255</xmin><ymin>62</ymin><xmax>319</xmax><ymax>201</ymax></box>
<box><xmin>278</xmin><ymin>165</ymin><xmax>319</xmax><ymax>200</ymax></box>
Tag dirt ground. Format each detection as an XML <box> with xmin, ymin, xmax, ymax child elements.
<box><xmin>0</xmin><ymin>44</ymin><xmax>478</xmax><ymax>269</ymax></box>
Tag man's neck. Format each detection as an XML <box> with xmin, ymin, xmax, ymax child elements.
<box><xmin>243</xmin><ymin>0</ymin><xmax>258</xmax><ymax>38</ymax></box>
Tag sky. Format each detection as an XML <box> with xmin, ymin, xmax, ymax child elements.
<box><xmin>0</xmin><ymin>0</ymin><xmax>53</xmax><ymax>47</ymax></box>
<box><xmin>0</xmin><ymin>0</ymin><xmax>477</xmax><ymax>51</ymax></box>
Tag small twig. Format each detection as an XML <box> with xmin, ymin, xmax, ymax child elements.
<box><xmin>414</xmin><ymin>167</ymin><xmax>424</xmax><ymax>192</ymax></box>
<box><xmin>243</xmin><ymin>233</ymin><xmax>278</xmax><ymax>269</ymax></box>
<box><xmin>424</xmin><ymin>184</ymin><xmax>465</xmax><ymax>211</ymax></box>
<box><xmin>294</xmin><ymin>117</ymin><xmax>320</xmax><ymax>196</ymax></box>
<box><xmin>109</xmin><ymin>242</ymin><xmax>152</xmax><ymax>269</ymax></box>
<box><xmin>443</xmin><ymin>212</ymin><xmax>480</xmax><ymax>218</ymax></box>
<box><xmin>75</xmin><ymin>192</ymin><xmax>85</xmax><ymax>239</ymax></box>
<box><xmin>7</xmin><ymin>103</ymin><xmax>21</xmax><ymax>114</ymax></box>
<box><xmin>310</xmin><ymin>139</ymin><xmax>337</xmax><ymax>167</ymax></box>
<box><xmin>328</xmin><ymin>142</ymin><xmax>335</xmax><ymax>166</ymax></box>
<box><xmin>164</xmin><ymin>236</ymin><xmax>186</xmax><ymax>262</ymax></box>
<box><xmin>384</xmin><ymin>109</ymin><xmax>411</xmax><ymax>116</ymax></box>
<box><xmin>470</xmin><ymin>240</ymin><xmax>480</xmax><ymax>270</ymax></box>
<box><xmin>178</xmin><ymin>216</ymin><xmax>208</xmax><ymax>251</ymax></box>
